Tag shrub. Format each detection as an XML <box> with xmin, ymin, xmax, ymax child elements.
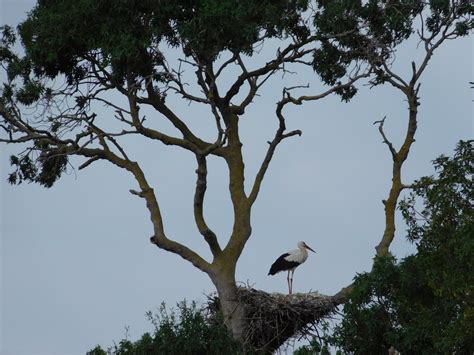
<box><xmin>87</xmin><ymin>300</ymin><xmax>243</xmax><ymax>355</ymax></box>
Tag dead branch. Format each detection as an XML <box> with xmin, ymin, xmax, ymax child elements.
<box><xmin>373</xmin><ymin>116</ymin><xmax>397</xmax><ymax>159</ymax></box>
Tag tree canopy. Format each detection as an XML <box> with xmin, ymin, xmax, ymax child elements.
<box><xmin>2</xmin><ymin>0</ymin><xmax>471</xmax><ymax>188</ymax></box>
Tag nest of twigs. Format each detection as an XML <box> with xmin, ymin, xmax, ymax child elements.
<box><xmin>208</xmin><ymin>287</ymin><xmax>342</xmax><ymax>352</ymax></box>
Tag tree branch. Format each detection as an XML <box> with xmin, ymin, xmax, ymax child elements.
<box><xmin>248</xmin><ymin>73</ymin><xmax>369</xmax><ymax>205</ymax></box>
<box><xmin>169</xmin><ymin>59</ymin><xmax>213</xmax><ymax>104</ymax></box>
<box><xmin>215</xmin><ymin>52</ymin><xmax>238</xmax><ymax>78</ymax></box>
<box><xmin>127</xmin><ymin>161</ymin><xmax>212</xmax><ymax>274</ymax></box>
<box><xmin>107</xmin><ymin>83</ymin><xmax>206</xmax><ymax>153</ymax></box>
<box><xmin>223</xmin><ymin>37</ymin><xmax>316</xmax><ymax>105</ymax></box>
<box><xmin>247</xmin><ymin>88</ymin><xmax>303</xmax><ymax>206</ymax></box>
<box><xmin>375</xmin><ymin>88</ymin><xmax>418</xmax><ymax>257</ymax></box>
<box><xmin>194</xmin><ymin>154</ymin><xmax>222</xmax><ymax>257</ymax></box>
<box><xmin>78</xmin><ymin>156</ymin><xmax>100</xmax><ymax>170</ymax></box>
<box><xmin>138</xmin><ymin>85</ymin><xmax>212</xmax><ymax>151</ymax></box>
<box><xmin>2</xmin><ymin>95</ymin><xmax>213</xmax><ymax>273</ymax></box>
<box><xmin>229</xmin><ymin>54</ymin><xmax>258</xmax><ymax>115</ymax></box>
<box><xmin>370</xmin><ymin>6</ymin><xmax>465</xmax><ymax>258</ymax></box>
<box><xmin>373</xmin><ymin>116</ymin><xmax>397</xmax><ymax>159</ymax></box>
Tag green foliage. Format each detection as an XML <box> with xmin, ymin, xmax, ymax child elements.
<box><xmin>294</xmin><ymin>340</ymin><xmax>331</xmax><ymax>355</ymax></box>
<box><xmin>330</xmin><ymin>140</ymin><xmax>474</xmax><ymax>354</ymax></box>
<box><xmin>294</xmin><ymin>321</ymin><xmax>335</xmax><ymax>355</ymax></box>
<box><xmin>314</xmin><ymin>0</ymin><xmax>473</xmax><ymax>87</ymax></box>
<box><xmin>87</xmin><ymin>301</ymin><xmax>243</xmax><ymax>355</ymax></box>
<box><xmin>7</xmin><ymin>143</ymin><xmax>68</xmax><ymax>188</ymax></box>
<box><xmin>3</xmin><ymin>1</ymin><xmax>470</xmax><ymax>188</ymax></box>
<box><xmin>87</xmin><ymin>346</ymin><xmax>107</xmax><ymax>355</ymax></box>
<box><xmin>8</xmin><ymin>154</ymin><xmax>37</xmax><ymax>185</ymax></box>
<box><xmin>12</xmin><ymin>0</ymin><xmax>462</xmax><ymax>96</ymax></box>
<box><xmin>15</xmin><ymin>79</ymin><xmax>44</xmax><ymax>105</ymax></box>
<box><xmin>1</xmin><ymin>24</ymin><xmax>69</xmax><ymax>189</ymax></box>
<box><xmin>18</xmin><ymin>0</ymin><xmax>311</xmax><ymax>84</ymax></box>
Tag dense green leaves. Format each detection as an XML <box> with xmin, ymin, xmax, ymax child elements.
<box><xmin>8</xmin><ymin>145</ymin><xmax>68</xmax><ymax>188</ymax></box>
<box><xmin>8</xmin><ymin>154</ymin><xmax>37</xmax><ymax>185</ymax></box>
<box><xmin>331</xmin><ymin>140</ymin><xmax>474</xmax><ymax>353</ymax></box>
<box><xmin>16</xmin><ymin>0</ymin><xmax>470</xmax><ymax>89</ymax></box>
<box><xmin>18</xmin><ymin>0</ymin><xmax>311</xmax><ymax>84</ymax></box>
<box><xmin>171</xmin><ymin>0</ymin><xmax>311</xmax><ymax>60</ymax></box>
<box><xmin>87</xmin><ymin>301</ymin><xmax>243</xmax><ymax>355</ymax></box>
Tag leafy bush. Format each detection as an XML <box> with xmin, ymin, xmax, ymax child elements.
<box><xmin>87</xmin><ymin>301</ymin><xmax>243</xmax><ymax>355</ymax></box>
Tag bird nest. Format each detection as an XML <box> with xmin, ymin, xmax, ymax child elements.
<box><xmin>207</xmin><ymin>287</ymin><xmax>342</xmax><ymax>352</ymax></box>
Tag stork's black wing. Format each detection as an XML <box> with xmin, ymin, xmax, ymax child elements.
<box><xmin>268</xmin><ymin>253</ymin><xmax>300</xmax><ymax>275</ymax></box>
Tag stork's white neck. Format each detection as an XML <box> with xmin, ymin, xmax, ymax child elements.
<box><xmin>299</xmin><ymin>245</ymin><xmax>308</xmax><ymax>258</ymax></box>
<box><xmin>284</xmin><ymin>243</ymin><xmax>311</xmax><ymax>264</ymax></box>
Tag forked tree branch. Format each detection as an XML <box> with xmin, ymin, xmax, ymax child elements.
<box><xmin>85</xmin><ymin>52</ymin><xmax>215</xmax><ymax>153</ymax></box>
<box><xmin>371</xmin><ymin>24</ymin><xmax>461</xmax><ymax>257</ymax></box>
<box><xmin>229</xmin><ymin>54</ymin><xmax>258</xmax><ymax>115</ymax></box>
<box><xmin>124</xmin><ymin>90</ymin><xmax>202</xmax><ymax>153</ymax></box>
<box><xmin>364</xmin><ymin>3</ymin><xmax>468</xmax><ymax>259</ymax></box>
<box><xmin>1</xmin><ymin>95</ymin><xmax>213</xmax><ymax>274</ymax></box>
<box><xmin>223</xmin><ymin>36</ymin><xmax>317</xmax><ymax>105</ymax></box>
<box><xmin>373</xmin><ymin>116</ymin><xmax>397</xmax><ymax>159</ymax></box>
<box><xmin>138</xmin><ymin>85</ymin><xmax>211</xmax><ymax>150</ymax></box>
<box><xmin>127</xmin><ymin>161</ymin><xmax>212</xmax><ymax>273</ymax></box>
<box><xmin>86</xmin><ymin>59</ymin><xmax>208</xmax><ymax>154</ymax></box>
<box><xmin>248</xmin><ymin>73</ymin><xmax>369</xmax><ymax>206</ymax></box>
<box><xmin>374</xmin><ymin>88</ymin><xmax>418</xmax><ymax>257</ymax></box>
<box><xmin>247</xmin><ymin>93</ymin><xmax>301</xmax><ymax>206</ymax></box>
<box><xmin>330</xmin><ymin>3</ymin><xmax>471</xmax><ymax>300</ymax></box>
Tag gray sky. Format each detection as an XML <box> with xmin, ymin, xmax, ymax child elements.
<box><xmin>1</xmin><ymin>1</ymin><xmax>473</xmax><ymax>354</ymax></box>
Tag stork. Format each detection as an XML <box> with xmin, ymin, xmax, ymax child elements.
<box><xmin>268</xmin><ymin>241</ymin><xmax>315</xmax><ymax>295</ymax></box>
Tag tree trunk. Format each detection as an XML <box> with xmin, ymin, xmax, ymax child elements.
<box><xmin>210</xmin><ymin>271</ymin><xmax>247</xmax><ymax>344</ymax></box>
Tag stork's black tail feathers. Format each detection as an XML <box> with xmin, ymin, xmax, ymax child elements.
<box><xmin>268</xmin><ymin>264</ymin><xmax>278</xmax><ymax>275</ymax></box>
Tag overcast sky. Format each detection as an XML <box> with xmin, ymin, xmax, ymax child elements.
<box><xmin>1</xmin><ymin>1</ymin><xmax>472</xmax><ymax>354</ymax></box>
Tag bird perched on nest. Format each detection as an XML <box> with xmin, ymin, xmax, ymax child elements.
<box><xmin>268</xmin><ymin>241</ymin><xmax>315</xmax><ymax>295</ymax></box>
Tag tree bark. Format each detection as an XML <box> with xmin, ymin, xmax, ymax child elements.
<box><xmin>209</xmin><ymin>267</ymin><xmax>247</xmax><ymax>343</ymax></box>
<box><xmin>375</xmin><ymin>87</ymin><xmax>418</xmax><ymax>257</ymax></box>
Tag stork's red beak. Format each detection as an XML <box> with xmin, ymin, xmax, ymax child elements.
<box><xmin>304</xmin><ymin>243</ymin><xmax>315</xmax><ymax>253</ymax></box>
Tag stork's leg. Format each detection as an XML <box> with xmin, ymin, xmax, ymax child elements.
<box><xmin>290</xmin><ymin>269</ymin><xmax>295</xmax><ymax>295</ymax></box>
<box><xmin>287</xmin><ymin>270</ymin><xmax>291</xmax><ymax>295</ymax></box>
<box><xmin>289</xmin><ymin>270</ymin><xmax>293</xmax><ymax>295</ymax></box>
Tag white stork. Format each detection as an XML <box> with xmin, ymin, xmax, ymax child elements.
<box><xmin>268</xmin><ymin>241</ymin><xmax>315</xmax><ymax>295</ymax></box>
